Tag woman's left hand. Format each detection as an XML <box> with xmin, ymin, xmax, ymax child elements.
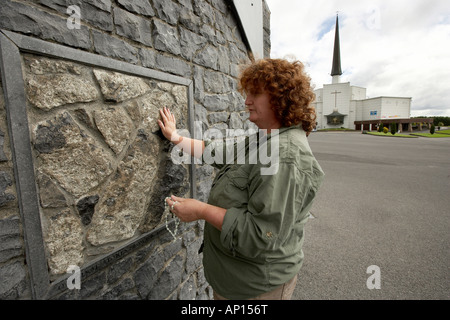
<box><xmin>166</xmin><ymin>195</ymin><xmax>206</xmax><ymax>223</ymax></box>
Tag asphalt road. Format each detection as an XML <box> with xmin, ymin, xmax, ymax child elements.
<box><xmin>292</xmin><ymin>131</ymin><xmax>450</xmax><ymax>300</ymax></box>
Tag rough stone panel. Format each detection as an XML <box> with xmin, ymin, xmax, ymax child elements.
<box><xmin>33</xmin><ymin>112</ymin><xmax>113</xmax><ymax>197</ymax></box>
<box><xmin>134</xmin><ymin>87</ymin><xmax>178</xmax><ymax>134</ymax></box>
<box><xmin>92</xmin><ymin>30</ymin><xmax>139</xmax><ymax>64</ymax></box>
<box><xmin>139</xmin><ymin>158</ymin><xmax>190</xmax><ymax>233</ymax></box>
<box><xmin>26</xmin><ymin>73</ymin><xmax>99</xmax><ymax>111</ymax></box>
<box><xmin>93</xmin><ymin>69</ymin><xmax>151</xmax><ymax>103</ymax></box>
<box><xmin>33</xmin><ymin>119</ymin><xmax>67</xmax><ymax>154</ymax></box>
<box><xmin>86</xmin><ymin>133</ymin><xmax>161</xmax><ymax>246</ymax></box>
<box><xmin>45</xmin><ymin>209</ymin><xmax>84</xmax><ymax>275</ymax></box>
<box><xmin>172</xmin><ymin>85</ymin><xmax>188</xmax><ymax>106</ymax></box>
<box><xmin>37</xmin><ymin>172</ymin><xmax>67</xmax><ymax>208</ymax></box>
<box><xmin>76</xmin><ymin>195</ymin><xmax>99</xmax><ymax>226</ymax></box>
<box><xmin>73</xmin><ymin>108</ymin><xmax>95</xmax><ymax>130</ymax></box>
<box><xmin>117</xmin><ymin>0</ymin><xmax>155</xmax><ymax>17</ymax></box>
<box><xmin>94</xmin><ymin>107</ymin><xmax>134</xmax><ymax>154</ymax></box>
<box><xmin>24</xmin><ymin>56</ymin><xmax>82</xmax><ymax>75</ymax></box>
<box><xmin>153</xmin><ymin>20</ymin><xmax>181</xmax><ymax>56</ymax></box>
<box><xmin>113</xmin><ymin>7</ymin><xmax>152</xmax><ymax>46</ymax></box>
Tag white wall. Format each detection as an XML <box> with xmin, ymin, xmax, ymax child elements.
<box><xmin>379</xmin><ymin>97</ymin><xmax>411</xmax><ymax>119</ymax></box>
<box><xmin>233</xmin><ymin>0</ymin><xmax>264</xmax><ymax>59</ymax></box>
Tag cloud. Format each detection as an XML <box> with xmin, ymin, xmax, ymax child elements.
<box><xmin>266</xmin><ymin>0</ymin><xmax>450</xmax><ymax>116</ymax></box>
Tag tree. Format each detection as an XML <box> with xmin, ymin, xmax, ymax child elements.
<box><xmin>430</xmin><ymin>124</ymin><xmax>435</xmax><ymax>135</ymax></box>
<box><xmin>390</xmin><ymin>123</ymin><xmax>397</xmax><ymax>135</ymax></box>
<box><xmin>378</xmin><ymin>123</ymin><xmax>384</xmax><ymax>132</ymax></box>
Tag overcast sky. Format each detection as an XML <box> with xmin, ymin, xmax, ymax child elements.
<box><xmin>265</xmin><ymin>0</ymin><xmax>450</xmax><ymax>117</ymax></box>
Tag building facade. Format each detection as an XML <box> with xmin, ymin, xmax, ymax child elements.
<box><xmin>312</xmin><ymin>15</ymin><xmax>414</xmax><ymax>131</ymax></box>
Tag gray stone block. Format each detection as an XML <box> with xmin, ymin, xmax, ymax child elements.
<box><xmin>0</xmin><ymin>0</ymin><xmax>90</xmax><ymax>49</ymax></box>
<box><xmin>0</xmin><ymin>261</ymin><xmax>26</xmax><ymax>299</ymax></box>
<box><xmin>117</xmin><ymin>0</ymin><xmax>155</xmax><ymax>17</ymax></box>
<box><xmin>92</xmin><ymin>30</ymin><xmax>138</xmax><ymax>64</ymax></box>
<box><xmin>153</xmin><ymin>20</ymin><xmax>181</xmax><ymax>56</ymax></box>
<box><xmin>38</xmin><ymin>0</ymin><xmax>113</xmax><ymax>31</ymax></box>
<box><xmin>113</xmin><ymin>7</ymin><xmax>152</xmax><ymax>46</ymax></box>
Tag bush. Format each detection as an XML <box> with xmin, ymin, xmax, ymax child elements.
<box><xmin>390</xmin><ymin>123</ymin><xmax>397</xmax><ymax>135</ymax></box>
<box><xmin>430</xmin><ymin>124</ymin><xmax>435</xmax><ymax>135</ymax></box>
<box><xmin>383</xmin><ymin>127</ymin><xmax>389</xmax><ymax>134</ymax></box>
<box><xmin>378</xmin><ymin>123</ymin><xmax>384</xmax><ymax>132</ymax></box>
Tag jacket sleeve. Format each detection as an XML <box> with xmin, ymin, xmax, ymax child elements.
<box><xmin>220</xmin><ymin>162</ymin><xmax>312</xmax><ymax>260</ymax></box>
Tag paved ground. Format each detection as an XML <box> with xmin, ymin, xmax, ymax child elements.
<box><xmin>292</xmin><ymin>131</ymin><xmax>450</xmax><ymax>300</ymax></box>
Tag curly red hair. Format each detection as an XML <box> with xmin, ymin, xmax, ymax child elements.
<box><xmin>238</xmin><ymin>58</ymin><xmax>316</xmax><ymax>133</ymax></box>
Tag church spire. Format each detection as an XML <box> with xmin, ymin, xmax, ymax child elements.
<box><xmin>331</xmin><ymin>14</ymin><xmax>342</xmax><ymax>83</ymax></box>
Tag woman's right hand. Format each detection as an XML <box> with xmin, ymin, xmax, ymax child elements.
<box><xmin>158</xmin><ymin>107</ymin><xmax>181</xmax><ymax>143</ymax></box>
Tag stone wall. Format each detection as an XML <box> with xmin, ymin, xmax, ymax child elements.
<box><xmin>0</xmin><ymin>0</ymin><xmax>270</xmax><ymax>300</ymax></box>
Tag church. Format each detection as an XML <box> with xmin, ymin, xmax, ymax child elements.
<box><xmin>312</xmin><ymin>15</ymin><xmax>430</xmax><ymax>132</ymax></box>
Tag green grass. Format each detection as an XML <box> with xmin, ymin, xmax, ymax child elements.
<box><xmin>410</xmin><ymin>133</ymin><xmax>450</xmax><ymax>138</ymax></box>
<box><xmin>366</xmin><ymin>132</ymin><xmax>417</xmax><ymax>138</ymax></box>
<box><xmin>435</xmin><ymin>129</ymin><xmax>450</xmax><ymax>135</ymax></box>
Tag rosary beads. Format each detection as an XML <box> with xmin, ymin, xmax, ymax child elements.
<box><xmin>164</xmin><ymin>197</ymin><xmax>180</xmax><ymax>240</ymax></box>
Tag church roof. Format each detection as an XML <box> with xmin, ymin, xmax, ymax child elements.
<box><xmin>331</xmin><ymin>15</ymin><xmax>343</xmax><ymax>76</ymax></box>
<box><xmin>326</xmin><ymin>110</ymin><xmax>347</xmax><ymax>117</ymax></box>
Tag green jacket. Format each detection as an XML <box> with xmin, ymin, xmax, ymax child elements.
<box><xmin>202</xmin><ymin>125</ymin><xmax>325</xmax><ymax>299</ymax></box>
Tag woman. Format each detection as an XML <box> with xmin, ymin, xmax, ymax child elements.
<box><xmin>158</xmin><ymin>58</ymin><xmax>324</xmax><ymax>300</ymax></box>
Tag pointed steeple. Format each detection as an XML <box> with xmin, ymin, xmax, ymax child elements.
<box><xmin>331</xmin><ymin>14</ymin><xmax>342</xmax><ymax>83</ymax></box>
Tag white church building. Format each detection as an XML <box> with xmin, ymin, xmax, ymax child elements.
<box><xmin>312</xmin><ymin>15</ymin><xmax>425</xmax><ymax>132</ymax></box>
